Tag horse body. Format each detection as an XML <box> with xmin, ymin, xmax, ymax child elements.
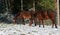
<box><xmin>13</xmin><ymin>11</ymin><xmax>32</xmax><ymax>25</ymax></box>
<box><xmin>35</xmin><ymin>10</ymin><xmax>57</xmax><ymax>28</ymax></box>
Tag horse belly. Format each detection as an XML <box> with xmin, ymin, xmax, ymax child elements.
<box><xmin>37</xmin><ymin>15</ymin><xmax>43</xmax><ymax>20</ymax></box>
<box><xmin>45</xmin><ymin>16</ymin><xmax>49</xmax><ymax>19</ymax></box>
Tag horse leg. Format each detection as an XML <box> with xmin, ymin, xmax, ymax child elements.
<box><xmin>53</xmin><ymin>19</ymin><xmax>57</xmax><ymax>28</ymax></box>
<box><xmin>39</xmin><ymin>20</ymin><xmax>41</xmax><ymax>27</ymax></box>
<box><xmin>34</xmin><ymin>18</ymin><xmax>37</xmax><ymax>26</ymax></box>
<box><xmin>22</xmin><ymin>18</ymin><xmax>25</xmax><ymax>25</ymax></box>
<box><xmin>51</xmin><ymin>19</ymin><xmax>57</xmax><ymax>28</ymax></box>
<box><xmin>29</xmin><ymin>19</ymin><xmax>33</xmax><ymax>26</ymax></box>
<box><xmin>34</xmin><ymin>20</ymin><xmax>37</xmax><ymax>26</ymax></box>
<box><xmin>42</xmin><ymin>20</ymin><xmax>44</xmax><ymax>28</ymax></box>
<box><xmin>52</xmin><ymin>19</ymin><xmax>54</xmax><ymax>28</ymax></box>
<box><xmin>52</xmin><ymin>22</ymin><xmax>54</xmax><ymax>28</ymax></box>
<box><xmin>55</xmin><ymin>23</ymin><xmax>57</xmax><ymax>28</ymax></box>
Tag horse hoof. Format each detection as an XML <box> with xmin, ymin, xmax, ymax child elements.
<box><xmin>55</xmin><ymin>26</ymin><xmax>58</xmax><ymax>28</ymax></box>
<box><xmin>43</xmin><ymin>26</ymin><xmax>44</xmax><ymax>28</ymax></box>
<box><xmin>39</xmin><ymin>26</ymin><xmax>41</xmax><ymax>27</ymax></box>
<box><xmin>35</xmin><ymin>24</ymin><xmax>36</xmax><ymax>26</ymax></box>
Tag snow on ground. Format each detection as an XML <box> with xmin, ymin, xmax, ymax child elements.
<box><xmin>0</xmin><ymin>23</ymin><xmax>60</xmax><ymax>35</ymax></box>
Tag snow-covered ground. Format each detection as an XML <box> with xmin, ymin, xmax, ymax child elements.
<box><xmin>0</xmin><ymin>23</ymin><xmax>60</xmax><ymax>35</ymax></box>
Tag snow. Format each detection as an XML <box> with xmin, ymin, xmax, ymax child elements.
<box><xmin>0</xmin><ymin>23</ymin><xmax>60</xmax><ymax>35</ymax></box>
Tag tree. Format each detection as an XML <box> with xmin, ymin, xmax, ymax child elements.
<box><xmin>37</xmin><ymin>0</ymin><xmax>55</xmax><ymax>10</ymax></box>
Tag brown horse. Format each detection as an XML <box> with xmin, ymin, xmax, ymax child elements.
<box><xmin>13</xmin><ymin>10</ymin><xmax>57</xmax><ymax>28</ymax></box>
<box><xmin>13</xmin><ymin>10</ymin><xmax>32</xmax><ymax>25</ymax></box>
<box><xmin>34</xmin><ymin>10</ymin><xmax>57</xmax><ymax>28</ymax></box>
<box><xmin>47</xmin><ymin>10</ymin><xmax>57</xmax><ymax>28</ymax></box>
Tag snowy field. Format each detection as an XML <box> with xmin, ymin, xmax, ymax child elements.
<box><xmin>0</xmin><ymin>23</ymin><xmax>60</xmax><ymax>35</ymax></box>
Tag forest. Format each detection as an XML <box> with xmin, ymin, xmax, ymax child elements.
<box><xmin>0</xmin><ymin>0</ymin><xmax>57</xmax><ymax>14</ymax></box>
<box><xmin>0</xmin><ymin>0</ymin><xmax>59</xmax><ymax>24</ymax></box>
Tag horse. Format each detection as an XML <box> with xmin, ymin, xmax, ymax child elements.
<box><xmin>13</xmin><ymin>10</ymin><xmax>32</xmax><ymax>25</ymax></box>
<box><xmin>34</xmin><ymin>10</ymin><xmax>57</xmax><ymax>28</ymax></box>
<box><xmin>47</xmin><ymin>10</ymin><xmax>57</xmax><ymax>28</ymax></box>
<box><xmin>13</xmin><ymin>10</ymin><xmax>57</xmax><ymax>28</ymax></box>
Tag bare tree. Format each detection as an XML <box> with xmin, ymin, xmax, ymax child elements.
<box><xmin>54</xmin><ymin>0</ymin><xmax>59</xmax><ymax>25</ymax></box>
<box><xmin>21</xmin><ymin>0</ymin><xmax>23</xmax><ymax>11</ymax></box>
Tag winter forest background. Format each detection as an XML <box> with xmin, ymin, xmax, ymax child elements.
<box><xmin>0</xmin><ymin>0</ymin><xmax>59</xmax><ymax>25</ymax></box>
<box><xmin>0</xmin><ymin>0</ymin><xmax>59</xmax><ymax>35</ymax></box>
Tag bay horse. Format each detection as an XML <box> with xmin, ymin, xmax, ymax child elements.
<box><xmin>34</xmin><ymin>10</ymin><xmax>57</xmax><ymax>28</ymax></box>
<box><xmin>13</xmin><ymin>10</ymin><xmax>32</xmax><ymax>25</ymax></box>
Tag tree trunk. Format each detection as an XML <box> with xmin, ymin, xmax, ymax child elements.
<box><xmin>55</xmin><ymin>0</ymin><xmax>59</xmax><ymax>25</ymax></box>
<box><xmin>57</xmin><ymin>0</ymin><xmax>59</xmax><ymax>25</ymax></box>
<box><xmin>33</xmin><ymin>0</ymin><xmax>35</xmax><ymax>11</ymax></box>
<box><xmin>21</xmin><ymin>0</ymin><xmax>23</xmax><ymax>11</ymax></box>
